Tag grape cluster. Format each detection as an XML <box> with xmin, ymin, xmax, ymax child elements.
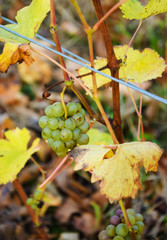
<box><xmin>98</xmin><ymin>208</ymin><xmax>144</xmax><ymax>240</ymax></box>
<box><xmin>26</xmin><ymin>189</ymin><xmax>45</xmax><ymax>211</ymax></box>
<box><xmin>39</xmin><ymin>102</ymin><xmax>89</xmax><ymax>157</ymax></box>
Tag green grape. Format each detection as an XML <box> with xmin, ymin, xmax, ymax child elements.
<box><xmin>42</xmin><ymin>132</ymin><xmax>48</xmax><ymax>140</ymax></box>
<box><xmin>52</xmin><ymin>140</ymin><xmax>66</xmax><ymax>152</ymax></box>
<box><xmin>47</xmin><ymin>118</ymin><xmax>59</xmax><ymax>129</ymax></box>
<box><xmin>132</xmin><ymin>225</ymin><xmax>138</xmax><ymax>234</ymax></box>
<box><xmin>128</xmin><ymin>214</ymin><xmax>136</xmax><ymax>225</ymax></box>
<box><xmin>98</xmin><ymin>230</ymin><xmax>111</xmax><ymax>240</ymax></box>
<box><xmin>48</xmin><ymin>138</ymin><xmax>54</xmax><ymax>147</ymax></box>
<box><xmin>39</xmin><ymin>116</ymin><xmax>48</xmax><ymax>128</ymax></box>
<box><xmin>72</xmin><ymin>128</ymin><xmax>81</xmax><ymax>140</ymax></box>
<box><xmin>34</xmin><ymin>190</ymin><xmax>43</xmax><ymax>201</ymax></box>
<box><xmin>80</xmin><ymin>108</ymin><xmax>86</xmax><ymax>117</ymax></box>
<box><xmin>65</xmin><ymin>140</ymin><xmax>76</xmax><ymax>149</ymax></box>
<box><xmin>58</xmin><ymin>119</ymin><xmax>65</xmax><ymax>129</ymax></box>
<box><xmin>66</xmin><ymin>102</ymin><xmax>78</xmax><ymax>116</ymax></box>
<box><xmin>77</xmin><ymin>134</ymin><xmax>89</xmax><ymax>145</ymax></box>
<box><xmin>42</xmin><ymin>126</ymin><xmax>52</xmax><ymax>138</ymax></box>
<box><xmin>79</xmin><ymin>121</ymin><xmax>89</xmax><ymax>133</ymax></box>
<box><xmin>134</xmin><ymin>222</ymin><xmax>144</xmax><ymax>234</ymax></box>
<box><xmin>76</xmin><ymin>103</ymin><xmax>82</xmax><ymax>112</ymax></box>
<box><xmin>60</xmin><ymin>128</ymin><xmax>72</xmax><ymax>142</ymax></box>
<box><xmin>135</xmin><ymin>213</ymin><xmax>143</xmax><ymax>222</ymax></box>
<box><xmin>126</xmin><ymin>208</ymin><xmax>135</xmax><ymax>216</ymax></box>
<box><xmin>52</xmin><ymin>102</ymin><xmax>65</xmax><ymax>117</ymax></box>
<box><xmin>52</xmin><ymin>129</ymin><xmax>61</xmax><ymax>141</ymax></box>
<box><xmin>26</xmin><ymin>198</ymin><xmax>35</xmax><ymax>206</ymax></box>
<box><xmin>56</xmin><ymin>148</ymin><xmax>68</xmax><ymax>158</ymax></box>
<box><xmin>45</xmin><ymin>105</ymin><xmax>54</xmax><ymax>117</ymax></box>
<box><xmin>65</xmin><ymin>118</ymin><xmax>76</xmax><ymax>130</ymax></box>
<box><xmin>113</xmin><ymin>236</ymin><xmax>124</xmax><ymax>240</ymax></box>
<box><xmin>116</xmin><ymin>223</ymin><xmax>128</xmax><ymax>237</ymax></box>
<box><xmin>106</xmin><ymin>224</ymin><xmax>116</xmax><ymax>237</ymax></box>
<box><xmin>31</xmin><ymin>204</ymin><xmax>38</xmax><ymax>210</ymax></box>
<box><xmin>76</xmin><ymin>118</ymin><xmax>84</xmax><ymax>127</ymax></box>
<box><xmin>72</xmin><ymin>113</ymin><xmax>83</xmax><ymax>125</ymax></box>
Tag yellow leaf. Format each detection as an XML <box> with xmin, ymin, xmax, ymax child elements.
<box><xmin>0</xmin><ymin>128</ymin><xmax>40</xmax><ymax>184</ymax></box>
<box><xmin>0</xmin><ymin>42</ymin><xmax>34</xmax><ymax>72</ymax></box>
<box><xmin>77</xmin><ymin>45</ymin><xmax>166</xmax><ymax>88</ymax></box>
<box><xmin>76</xmin><ymin>58</ymin><xmax>110</xmax><ymax>90</ymax></box>
<box><xmin>71</xmin><ymin>142</ymin><xmax>163</xmax><ymax>203</ymax></box>
<box><xmin>115</xmin><ymin>45</ymin><xmax>166</xmax><ymax>83</ymax></box>
<box><xmin>70</xmin><ymin>145</ymin><xmax>110</xmax><ymax>171</ymax></box>
<box><xmin>87</xmin><ymin>128</ymin><xmax>113</xmax><ymax>145</ymax></box>
<box><xmin>120</xmin><ymin>0</ymin><xmax>167</xmax><ymax>20</ymax></box>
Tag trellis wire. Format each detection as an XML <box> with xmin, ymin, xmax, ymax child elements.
<box><xmin>0</xmin><ymin>19</ymin><xmax>166</xmax><ymax>105</ymax></box>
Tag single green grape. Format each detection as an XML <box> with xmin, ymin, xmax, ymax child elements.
<box><xmin>42</xmin><ymin>126</ymin><xmax>52</xmax><ymax>138</ymax></box>
<box><xmin>60</xmin><ymin>128</ymin><xmax>72</xmax><ymax>142</ymax></box>
<box><xmin>116</xmin><ymin>223</ymin><xmax>128</xmax><ymax>237</ymax></box>
<box><xmin>26</xmin><ymin>198</ymin><xmax>35</xmax><ymax>206</ymax></box>
<box><xmin>80</xmin><ymin>108</ymin><xmax>86</xmax><ymax>117</ymax></box>
<box><xmin>39</xmin><ymin>116</ymin><xmax>48</xmax><ymax>128</ymax></box>
<box><xmin>77</xmin><ymin>134</ymin><xmax>89</xmax><ymax>145</ymax></box>
<box><xmin>66</xmin><ymin>102</ymin><xmax>78</xmax><ymax>116</ymax></box>
<box><xmin>48</xmin><ymin>118</ymin><xmax>59</xmax><ymax>129</ymax></box>
<box><xmin>128</xmin><ymin>214</ymin><xmax>136</xmax><ymax>225</ymax></box>
<box><xmin>124</xmin><ymin>234</ymin><xmax>131</xmax><ymax>240</ymax></box>
<box><xmin>52</xmin><ymin>140</ymin><xmax>66</xmax><ymax>152</ymax></box>
<box><xmin>126</xmin><ymin>208</ymin><xmax>135</xmax><ymax>216</ymax></box>
<box><xmin>31</xmin><ymin>204</ymin><xmax>38</xmax><ymax>210</ymax></box>
<box><xmin>65</xmin><ymin>118</ymin><xmax>76</xmax><ymax>130</ymax></box>
<box><xmin>52</xmin><ymin>129</ymin><xmax>61</xmax><ymax>141</ymax></box>
<box><xmin>135</xmin><ymin>214</ymin><xmax>143</xmax><ymax>222</ymax></box>
<box><xmin>52</xmin><ymin>102</ymin><xmax>64</xmax><ymax>117</ymax></box>
<box><xmin>58</xmin><ymin>119</ymin><xmax>65</xmax><ymax>129</ymax></box>
<box><xmin>76</xmin><ymin>103</ymin><xmax>82</xmax><ymax>112</ymax></box>
<box><xmin>79</xmin><ymin>121</ymin><xmax>89</xmax><ymax>133</ymax></box>
<box><xmin>72</xmin><ymin>128</ymin><xmax>81</xmax><ymax>140</ymax></box>
<box><xmin>134</xmin><ymin>222</ymin><xmax>144</xmax><ymax>234</ymax></box>
<box><xmin>72</xmin><ymin>113</ymin><xmax>83</xmax><ymax>125</ymax></box>
<box><xmin>76</xmin><ymin>118</ymin><xmax>84</xmax><ymax>127</ymax></box>
<box><xmin>113</xmin><ymin>236</ymin><xmax>124</xmax><ymax>240</ymax></box>
<box><xmin>34</xmin><ymin>190</ymin><xmax>43</xmax><ymax>201</ymax></box>
<box><xmin>98</xmin><ymin>230</ymin><xmax>111</xmax><ymax>240</ymax></box>
<box><xmin>42</xmin><ymin>132</ymin><xmax>49</xmax><ymax>140</ymax></box>
<box><xmin>132</xmin><ymin>225</ymin><xmax>138</xmax><ymax>234</ymax></box>
<box><xmin>48</xmin><ymin>138</ymin><xmax>54</xmax><ymax>147</ymax></box>
<box><xmin>56</xmin><ymin>148</ymin><xmax>68</xmax><ymax>158</ymax></box>
<box><xmin>45</xmin><ymin>105</ymin><xmax>54</xmax><ymax>117</ymax></box>
<box><xmin>106</xmin><ymin>224</ymin><xmax>116</xmax><ymax>237</ymax></box>
<box><xmin>65</xmin><ymin>140</ymin><xmax>76</xmax><ymax>149</ymax></box>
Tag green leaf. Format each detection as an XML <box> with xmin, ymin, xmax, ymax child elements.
<box><xmin>0</xmin><ymin>0</ymin><xmax>50</xmax><ymax>44</ymax></box>
<box><xmin>0</xmin><ymin>128</ymin><xmax>40</xmax><ymax>184</ymax></box>
<box><xmin>120</xmin><ymin>0</ymin><xmax>167</xmax><ymax>20</ymax></box>
<box><xmin>87</xmin><ymin>128</ymin><xmax>113</xmax><ymax>145</ymax></box>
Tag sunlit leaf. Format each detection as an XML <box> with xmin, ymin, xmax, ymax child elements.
<box><xmin>0</xmin><ymin>128</ymin><xmax>40</xmax><ymax>184</ymax></box>
<box><xmin>120</xmin><ymin>0</ymin><xmax>167</xmax><ymax>20</ymax></box>
<box><xmin>71</xmin><ymin>142</ymin><xmax>163</xmax><ymax>203</ymax></box>
<box><xmin>0</xmin><ymin>0</ymin><xmax>50</xmax><ymax>72</ymax></box>
<box><xmin>77</xmin><ymin>45</ymin><xmax>166</xmax><ymax>89</ymax></box>
<box><xmin>87</xmin><ymin>128</ymin><xmax>113</xmax><ymax>145</ymax></box>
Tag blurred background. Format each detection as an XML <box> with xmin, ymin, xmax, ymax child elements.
<box><xmin>0</xmin><ymin>0</ymin><xmax>167</xmax><ymax>239</ymax></box>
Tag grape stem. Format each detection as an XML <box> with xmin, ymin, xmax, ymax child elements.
<box><xmin>60</xmin><ymin>86</ymin><xmax>68</xmax><ymax>119</ymax></box>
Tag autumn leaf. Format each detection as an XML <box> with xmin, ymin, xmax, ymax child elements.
<box><xmin>0</xmin><ymin>128</ymin><xmax>40</xmax><ymax>185</ymax></box>
<box><xmin>0</xmin><ymin>0</ymin><xmax>50</xmax><ymax>72</ymax></box>
<box><xmin>120</xmin><ymin>0</ymin><xmax>167</xmax><ymax>20</ymax></box>
<box><xmin>70</xmin><ymin>142</ymin><xmax>163</xmax><ymax>203</ymax></box>
<box><xmin>77</xmin><ymin>45</ymin><xmax>166</xmax><ymax>89</ymax></box>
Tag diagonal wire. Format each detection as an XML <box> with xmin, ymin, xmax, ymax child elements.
<box><xmin>0</xmin><ymin>16</ymin><xmax>89</xmax><ymax>64</ymax></box>
<box><xmin>0</xmin><ymin>22</ymin><xmax>166</xmax><ymax>104</ymax></box>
